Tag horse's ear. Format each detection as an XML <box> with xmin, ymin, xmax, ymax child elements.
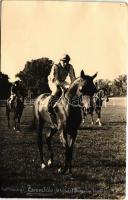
<box><xmin>92</xmin><ymin>72</ymin><xmax>98</xmax><ymax>79</ymax></box>
<box><xmin>80</xmin><ymin>70</ymin><xmax>85</xmax><ymax>79</ymax></box>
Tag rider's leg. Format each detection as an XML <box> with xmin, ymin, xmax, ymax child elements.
<box><xmin>48</xmin><ymin>84</ymin><xmax>61</xmax><ymax>128</ymax></box>
<box><xmin>48</xmin><ymin>84</ymin><xmax>62</xmax><ymax>111</ymax></box>
<box><xmin>9</xmin><ymin>94</ymin><xmax>16</xmax><ymax>106</ymax></box>
<box><xmin>48</xmin><ymin>79</ymin><xmax>57</xmax><ymax>112</ymax></box>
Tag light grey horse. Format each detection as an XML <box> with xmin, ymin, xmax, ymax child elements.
<box><xmin>34</xmin><ymin>70</ymin><xmax>97</xmax><ymax>174</ymax></box>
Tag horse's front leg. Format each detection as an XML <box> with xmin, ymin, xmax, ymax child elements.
<box><xmin>13</xmin><ymin>113</ymin><xmax>17</xmax><ymax>130</ymax></box>
<box><xmin>17</xmin><ymin>115</ymin><xmax>21</xmax><ymax>131</ymax></box>
<box><xmin>46</xmin><ymin>128</ymin><xmax>56</xmax><ymax>167</ymax></box>
<box><xmin>6</xmin><ymin>110</ymin><xmax>10</xmax><ymax>129</ymax></box>
<box><xmin>96</xmin><ymin>108</ymin><xmax>102</xmax><ymax>126</ymax></box>
<box><xmin>59</xmin><ymin>132</ymin><xmax>76</xmax><ymax>174</ymax></box>
<box><xmin>64</xmin><ymin>143</ymin><xmax>74</xmax><ymax>174</ymax></box>
<box><xmin>6</xmin><ymin>105</ymin><xmax>10</xmax><ymax>129</ymax></box>
<box><xmin>81</xmin><ymin>108</ymin><xmax>86</xmax><ymax>124</ymax></box>
<box><xmin>90</xmin><ymin>112</ymin><xmax>94</xmax><ymax>125</ymax></box>
<box><xmin>37</xmin><ymin>117</ymin><xmax>46</xmax><ymax>169</ymax></box>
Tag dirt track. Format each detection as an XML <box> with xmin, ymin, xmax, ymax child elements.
<box><xmin>0</xmin><ymin>101</ymin><xmax>126</xmax><ymax>198</ymax></box>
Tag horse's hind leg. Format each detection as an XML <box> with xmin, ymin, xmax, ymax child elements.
<box><xmin>37</xmin><ymin>116</ymin><xmax>46</xmax><ymax>169</ymax></box>
<box><xmin>96</xmin><ymin>108</ymin><xmax>102</xmax><ymax>126</ymax></box>
<box><xmin>6</xmin><ymin>110</ymin><xmax>10</xmax><ymax>129</ymax></box>
<box><xmin>46</xmin><ymin>128</ymin><xmax>56</xmax><ymax>167</ymax></box>
<box><xmin>13</xmin><ymin>113</ymin><xmax>17</xmax><ymax>130</ymax></box>
<box><xmin>17</xmin><ymin>107</ymin><xmax>24</xmax><ymax>131</ymax></box>
<box><xmin>91</xmin><ymin>112</ymin><xmax>94</xmax><ymax>125</ymax></box>
<box><xmin>17</xmin><ymin>115</ymin><xmax>21</xmax><ymax>131</ymax></box>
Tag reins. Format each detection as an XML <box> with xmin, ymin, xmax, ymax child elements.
<box><xmin>63</xmin><ymin>93</ymin><xmax>83</xmax><ymax>108</ymax></box>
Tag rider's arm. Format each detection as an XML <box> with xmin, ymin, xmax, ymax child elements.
<box><xmin>69</xmin><ymin>64</ymin><xmax>76</xmax><ymax>83</ymax></box>
<box><xmin>48</xmin><ymin>65</ymin><xmax>56</xmax><ymax>83</ymax></box>
<box><xmin>50</xmin><ymin>64</ymin><xmax>61</xmax><ymax>85</ymax></box>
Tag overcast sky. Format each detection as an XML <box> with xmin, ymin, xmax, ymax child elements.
<box><xmin>1</xmin><ymin>1</ymin><xmax>128</xmax><ymax>81</ymax></box>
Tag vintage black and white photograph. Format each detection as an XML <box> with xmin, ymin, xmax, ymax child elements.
<box><xmin>0</xmin><ymin>0</ymin><xmax>127</xmax><ymax>198</ymax></box>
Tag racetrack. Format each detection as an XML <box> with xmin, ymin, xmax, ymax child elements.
<box><xmin>0</xmin><ymin>97</ymin><xmax>126</xmax><ymax>198</ymax></box>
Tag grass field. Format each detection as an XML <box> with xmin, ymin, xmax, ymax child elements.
<box><xmin>0</xmin><ymin>98</ymin><xmax>126</xmax><ymax>198</ymax></box>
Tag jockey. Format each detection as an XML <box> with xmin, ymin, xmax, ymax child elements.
<box><xmin>8</xmin><ymin>78</ymin><xmax>26</xmax><ymax>106</ymax></box>
<box><xmin>48</xmin><ymin>54</ymin><xmax>76</xmax><ymax>125</ymax></box>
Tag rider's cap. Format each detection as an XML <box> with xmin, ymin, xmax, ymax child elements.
<box><xmin>60</xmin><ymin>54</ymin><xmax>70</xmax><ymax>62</ymax></box>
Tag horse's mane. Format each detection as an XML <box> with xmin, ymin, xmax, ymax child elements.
<box><xmin>65</xmin><ymin>77</ymin><xmax>80</xmax><ymax>98</ymax></box>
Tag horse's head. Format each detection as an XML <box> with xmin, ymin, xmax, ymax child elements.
<box><xmin>77</xmin><ymin>70</ymin><xmax>97</xmax><ymax>109</ymax></box>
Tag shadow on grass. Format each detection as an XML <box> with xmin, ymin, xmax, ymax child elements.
<box><xmin>106</xmin><ymin>121</ymin><xmax>126</xmax><ymax>125</ymax></box>
<box><xmin>79</xmin><ymin>125</ymin><xmax>109</xmax><ymax>131</ymax></box>
<box><xmin>74</xmin><ymin>159</ymin><xmax>126</xmax><ymax>168</ymax></box>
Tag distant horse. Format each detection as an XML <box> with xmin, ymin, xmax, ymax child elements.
<box><xmin>34</xmin><ymin>70</ymin><xmax>97</xmax><ymax>174</ymax></box>
<box><xmin>6</xmin><ymin>97</ymin><xmax>24</xmax><ymax>131</ymax></box>
<box><xmin>83</xmin><ymin>88</ymin><xmax>109</xmax><ymax>126</ymax></box>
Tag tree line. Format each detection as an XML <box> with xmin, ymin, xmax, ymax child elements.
<box><xmin>0</xmin><ymin>57</ymin><xmax>127</xmax><ymax>100</ymax></box>
<box><xmin>0</xmin><ymin>72</ymin><xmax>12</xmax><ymax>100</ymax></box>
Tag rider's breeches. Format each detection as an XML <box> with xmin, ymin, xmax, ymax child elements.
<box><xmin>48</xmin><ymin>80</ymin><xmax>69</xmax><ymax>95</ymax></box>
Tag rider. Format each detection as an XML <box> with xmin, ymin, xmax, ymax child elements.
<box><xmin>8</xmin><ymin>78</ymin><xmax>27</xmax><ymax>107</ymax></box>
<box><xmin>48</xmin><ymin>54</ymin><xmax>76</xmax><ymax>125</ymax></box>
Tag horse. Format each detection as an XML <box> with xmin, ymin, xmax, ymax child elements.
<box><xmin>82</xmin><ymin>88</ymin><xmax>109</xmax><ymax>126</ymax></box>
<box><xmin>6</xmin><ymin>96</ymin><xmax>24</xmax><ymax>131</ymax></box>
<box><xmin>34</xmin><ymin>70</ymin><xmax>97</xmax><ymax>174</ymax></box>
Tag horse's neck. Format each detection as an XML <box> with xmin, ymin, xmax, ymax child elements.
<box><xmin>65</xmin><ymin>78</ymin><xmax>80</xmax><ymax>100</ymax></box>
<box><xmin>56</xmin><ymin>79</ymin><xmax>80</xmax><ymax>110</ymax></box>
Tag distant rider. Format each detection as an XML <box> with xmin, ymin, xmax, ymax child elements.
<box><xmin>8</xmin><ymin>79</ymin><xmax>27</xmax><ymax>107</ymax></box>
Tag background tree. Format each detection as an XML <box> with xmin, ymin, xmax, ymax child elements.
<box><xmin>16</xmin><ymin>57</ymin><xmax>126</xmax><ymax>98</ymax></box>
<box><xmin>0</xmin><ymin>72</ymin><xmax>12</xmax><ymax>100</ymax></box>
<box><xmin>112</xmin><ymin>75</ymin><xmax>127</xmax><ymax>96</ymax></box>
<box><xmin>95</xmin><ymin>75</ymin><xmax>127</xmax><ymax>97</ymax></box>
<box><xmin>95</xmin><ymin>79</ymin><xmax>112</xmax><ymax>95</ymax></box>
<box><xmin>16</xmin><ymin>57</ymin><xmax>53</xmax><ymax>97</ymax></box>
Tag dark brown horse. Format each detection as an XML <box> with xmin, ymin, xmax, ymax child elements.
<box><xmin>82</xmin><ymin>88</ymin><xmax>109</xmax><ymax>126</ymax></box>
<box><xmin>34</xmin><ymin>70</ymin><xmax>97</xmax><ymax>174</ymax></box>
<box><xmin>6</xmin><ymin>97</ymin><xmax>24</xmax><ymax>131</ymax></box>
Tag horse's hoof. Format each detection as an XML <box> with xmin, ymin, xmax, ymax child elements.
<box><xmin>58</xmin><ymin>168</ymin><xmax>72</xmax><ymax>175</ymax></box>
<box><xmin>58</xmin><ymin>168</ymin><xmax>62</xmax><ymax>173</ymax></box>
<box><xmin>41</xmin><ymin>163</ymin><xmax>46</xmax><ymax>169</ymax></box>
<box><xmin>47</xmin><ymin>159</ymin><xmax>53</xmax><ymax>167</ymax></box>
